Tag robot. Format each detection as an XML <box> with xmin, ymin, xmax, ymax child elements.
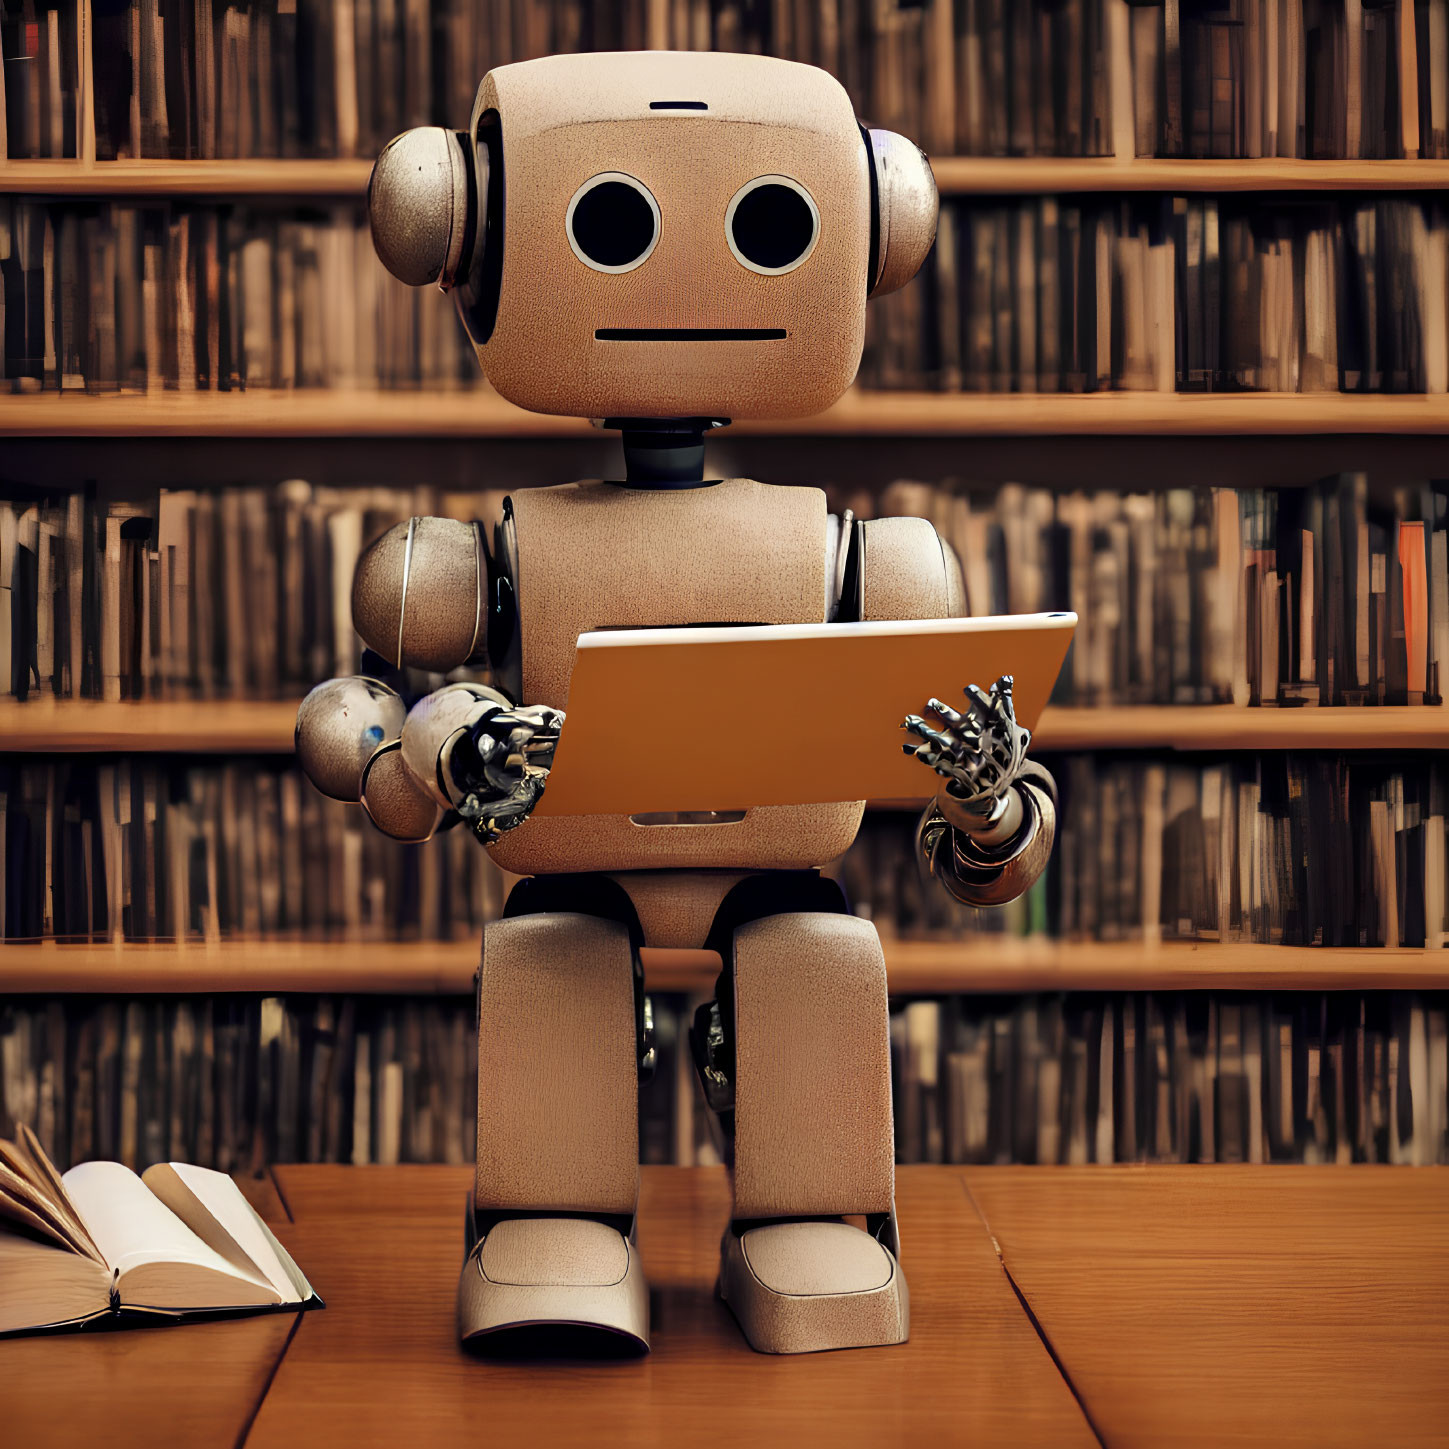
<box><xmin>296</xmin><ymin>51</ymin><xmax>1057</xmax><ymax>1357</ymax></box>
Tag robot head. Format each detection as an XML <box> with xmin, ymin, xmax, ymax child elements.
<box><xmin>368</xmin><ymin>52</ymin><xmax>937</xmax><ymax>421</ymax></box>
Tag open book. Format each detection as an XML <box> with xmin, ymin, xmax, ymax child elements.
<box><xmin>0</xmin><ymin>1124</ymin><xmax>319</xmax><ymax>1336</ymax></box>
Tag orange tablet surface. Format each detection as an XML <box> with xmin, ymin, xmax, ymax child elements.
<box><xmin>533</xmin><ymin>612</ymin><xmax>1076</xmax><ymax>817</ymax></box>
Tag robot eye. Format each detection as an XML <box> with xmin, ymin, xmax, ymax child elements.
<box><xmin>566</xmin><ymin>173</ymin><xmax>660</xmax><ymax>274</ymax></box>
<box><xmin>725</xmin><ymin>176</ymin><xmax>820</xmax><ymax>275</ymax></box>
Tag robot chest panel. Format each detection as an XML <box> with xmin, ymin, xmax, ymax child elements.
<box><xmin>507</xmin><ymin>478</ymin><xmax>830</xmax><ymax>710</ymax></box>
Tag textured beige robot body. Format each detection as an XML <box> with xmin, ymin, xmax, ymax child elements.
<box><xmin>297</xmin><ymin>50</ymin><xmax>1057</xmax><ymax>1357</ymax></box>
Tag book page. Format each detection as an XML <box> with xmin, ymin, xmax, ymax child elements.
<box><xmin>0</xmin><ymin>1156</ymin><xmax>96</xmax><ymax>1261</ymax></box>
<box><xmin>61</xmin><ymin>1161</ymin><xmax>279</xmax><ymax>1309</ymax></box>
<box><xmin>141</xmin><ymin>1163</ymin><xmax>304</xmax><ymax>1303</ymax></box>
<box><xmin>11</xmin><ymin>1125</ymin><xmax>105</xmax><ymax>1261</ymax></box>
<box><xmin>0</xmin><ymin>1232</ymin><xmax>111</xmax><ymax>1336</ymax></box>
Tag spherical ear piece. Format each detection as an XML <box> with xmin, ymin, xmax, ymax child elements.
<box><xmin>368</xmin><ymin>127</ymin><xmax>477</xmax><ymax>289</ymax></box>
<box><xmin>865</xmin><ymin>129</ymin><xmax>939</xmax><ymax>298</ymax></box>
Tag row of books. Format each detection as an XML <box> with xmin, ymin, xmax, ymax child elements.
<box><xmin>1</xmin><ymin>989</ymin><xmax>1443</xmax><ymax>1171</ymax></box>
<box><xmin>89</xmin><ymin>0</ymin><xmax>657</xmax><ymax>162</ymax></box>
<box><xmin>0</xmin><ymin>756</ymin><xmax>512</xmax><ymax>943</ymax></box>
<box><xmin>0</xmin><ymin>989</ymin><xmax>701</xmax><ymax>1174</ymax></box>
<box><xmin>2</xmin><ymin>751</ymin><xmax>1444</xmax><ymax>948</ymax></box>
<box><xmin>1125</xmin><ymin>0</ymin><xmax>1449</xmax><ymax>160</ymax></box>
<box><xmin>12</xmin><ymin>1</ymin><xmax>1449</xmax><ymax>162</ymax></box>
<box><xmin>6</xmin><ymin>474</ymin><xmax>1444</xmax><ymax>707</ymax></box>
<box><xmin>0</xmin><ymin>200</ymin><xmax>476</xmax><ymax>393</ymax></box>
<box><xmin>864</xmin><ymin>476</ymin><xmax>1449</xmax><ymax>708</ymax></box>
<box><xmin>892</xmin><ymin>991</ymin><xmax>1449</xmax><ymax>1166</ymax></box>
<box><xmin>12</xmin><ymin>191</ymin><xmax>1449</xmax><ymax>398</ymax></box>
<box><xmin>861</xmin><ymin>195</ymin><xmax>1449</xmax><ymax>394</ymax></box>
<box><xmin>857</xmin><ymin>751</ymin><xmax>1449</xmax><ymax>950</ymax></box>
<box><xmin>0</xmin><ymin>1</ymin><xmax>81</xmax><ymax>159</ymax></box>
<box><xmin>0</xmin><ymin>479</ymin><xmax>500</xmax><ymax>701</ymax></box>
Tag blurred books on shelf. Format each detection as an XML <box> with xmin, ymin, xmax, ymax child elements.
<box><xmin>0</xmin><ymin>757</ymin><xmax>509</xmax><ymax>942</ymax></box>
<box><xmin>891</xmin><ymin>989</ymin><xmax>1449</xmax><ymax>1166</ymax></box>
<box><xmin>0</xmin><ymin>199</ymin><xmax>477</xmax><ymax>393</ymax></box>
<box><xmin>10</xmin><ymin>0</ymin><xmax>1449</xmax><ymax>163</ymax></box>
<box><xmin>0</xmin><ymin>989</ymin><xmax>1444</xmax><ymax>1170</ymax></box>
<box><xmin>0</xmin><ymin>478</ymin><xmax>503</xmax><ymax>702</ymax></box>
<box><xmin>856</xmin><ymin>748</ymin><xmax>1449</xmax><ymax>949</ymax></box>
<box><xmin>2</xmin><ymin>752</ymin><xmax>1443</xmax><ymax>948</ymax></box>
<box><xmin>12</xmin><ymin>192</ymin><xmax>1449</xmax><ymax>399</ymax></box>
<box><xmin>858</xmin><ymin>474</ymin><xmax>1449</xmax><ymax>706</ymax></box>
<box><xmin>863</xmin><ymin>194</ymin><xmax>1449</xmax><ymax>395</ymax></box>
<box><xmin>10</xmin><ymin>474</ymin><xmax>1442</xmax><ymax>709</ymax></box>
<box><xmin>0</xmin><ymin>1</ymin><xmax>82</xmax><ymax>159</ymax></box>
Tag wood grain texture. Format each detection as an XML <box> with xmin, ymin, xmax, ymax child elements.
<box><xmin>930</xmin><ymin>155</ymin><xmax>1449</xmax><ymax>193</ymax></box>
<box><xmin>965</xmin><ymin>1166</ymin><xmax>1449</xmax><ymax>1449</ymax></box>
<box><xmin>9</xmin><ymin>156</ymin><xmax>1449</xmax><ymax>199</ymax></box>
<box><xmin>1</xmin><ymin>938</ymin><xmax>1446</xmax><ymax>996</ymax></box>
<box><xmin>0</xmin><ymin>158</ymin><xmax>376</xmax><ymax>196</ymax></box>
<box><xmin>248</xmin><ymin>1164</ymin><xmax>1094</xmax><ymax>1449</ymax></box>
<box><xmin>0</xmin><ymin>1170</ymin><xmax>300</xmax><ymax>1449</ymax></box>
<box><xmin>0</xmin><ymin>939</ymin><xmax>716</xmax><ymax>994</ymax></box>
<box><xmin>14</xmin><ymin>390</ymin><xmax>1449</xmax><ymax>438</ymax></box>
<box><xmin>3</xmin><ymin>697</ymin><xmax>1443</xmax><ymax>755</ymax></box>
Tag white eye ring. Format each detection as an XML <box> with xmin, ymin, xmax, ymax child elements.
<box><xmin>724</xmin><ymin>175</ymin><xmax>821</xmax><ymax>276</ymax></box>
<box><xmin>565</xmin><ymin>171</ymin><xmax>661</xmax><ymax>274</ymax></box>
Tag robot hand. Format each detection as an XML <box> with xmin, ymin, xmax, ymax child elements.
<box><xmin>442</xmin><ymin>701</ymin><xmax>564</xmax><ymax>842</ymax></box>
<box><xmin>296</xmin><ymin>677</ymin><xmax>562</xmax><ymax>845</ymax></box>
<box><xmin>902</xmin><ymin>675</ymin><xmax>1032</xmax><ymax>847</ymax></box>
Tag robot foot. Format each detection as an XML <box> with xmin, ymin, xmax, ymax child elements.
<box><xmin>457</xmin><ymin>1216</ymin><xmax>650</xmax><ymax>1355</ymax></box>
<box><xmin>718</xmin><ymin>1219</ymin><xmax>909</xmax><ymax>1355</ymax></box>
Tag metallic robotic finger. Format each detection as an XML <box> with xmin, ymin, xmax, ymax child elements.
<box><xmin>295</xmin><ymin>50</ymin><xmax>1057</xmax><ymax>1357</ymax></box>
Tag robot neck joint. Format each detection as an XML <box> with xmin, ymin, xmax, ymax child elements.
<box><xmin>607</xmin><ymin>418</ymin><xmax>730</xmax><ymax>488</ymax></box>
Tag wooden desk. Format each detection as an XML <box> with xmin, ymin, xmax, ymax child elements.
<box><xmin>966</xmin><ymin>1166</ymin><xmax>1449</xmax><ymax>1449</ymax></box>
<box><xmin>7</xmin><ymin>1166</ymin><xmax>1446</xmax><ymax>1447</ymax></box>
<box><xmin>0</xmin><ymin>1173</ymin><xmax>295</xmax><ymax>1449</ymax></box>
<box><xmin>246</xmin><ymin>1164</ymin><xmax>1093</xmax><ymax>1449</ymax></box>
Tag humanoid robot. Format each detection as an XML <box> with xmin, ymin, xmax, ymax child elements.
<box><xmin>296</xmin><ymin>51</ymin><xmax>1056</xmax><ymax>1356</ymax></box>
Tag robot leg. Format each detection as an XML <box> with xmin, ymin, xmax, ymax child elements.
<box><xmin>457</xmin><ymin>909</ymin><xmax>649</xmax><ymax>1352</ymax></box>
<box><xmin>694</xmin><ymin>886</ymin><xmax>908</xmax><ymax>1354</ymax></box>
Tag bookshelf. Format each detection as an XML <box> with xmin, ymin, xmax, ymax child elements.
<box><xmin>4</xmin><ymin>7</ymin><xmax>1448</xmax><ymax>1172</ymax></box>
<box><xmin>0</xmin><ymin>938</ymin><xmax>1442</xmax><ymax>996</ymax></box>
<box><xmin>1</xmin><ymin>699</ymin><xmax>1443</xmax><ymax>754</ymax></box>
<box><xmin>10</xmin><ymin>155</ymin><xmax>1449</xmax><ymax>198</ymax></box>
<box><xmin>11</xmin><ymin>390</ymin><xmax>1449</xmax><ymax>439</ymax></box>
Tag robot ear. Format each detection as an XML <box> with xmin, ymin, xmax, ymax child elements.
<box><xmin>865</xmin><ymin>129</ymin><xmax>939</xmax><ymax>299</ymax></box>
<box><xmin>369</xmin><ymin>127</ymin><xmax>482</xmax><ymax>290</ymax></box>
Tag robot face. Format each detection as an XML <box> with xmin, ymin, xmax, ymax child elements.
<box><xmin>466</xmin><ymin>53</ymin><xmax>872</xmax><ymax>421</ymax></box>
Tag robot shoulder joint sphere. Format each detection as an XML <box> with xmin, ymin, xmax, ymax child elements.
<box><xmin>295</xmin><ymin>50</ymin><xmax>1056</xmax><ymax>1358</ymax></box>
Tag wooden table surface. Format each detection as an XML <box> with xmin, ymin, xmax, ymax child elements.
<box><xmin>966</xmin><ymin>1166</ymin><xmax>1449</xmax><ymax>1449</ymax></box>
<box><xmin>4</xmin><ymin>1165</ymin><xmax>1446</xmax><ymax>1448</ymax></box>
<box><xmin>248</xmin><ymin>1164</ymin><xmax>1092</xmax><ymax>1449</ymax></box>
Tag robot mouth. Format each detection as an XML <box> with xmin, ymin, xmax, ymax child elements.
<box><xmin>594</xmin><ymin>328</ymin><xmax>787</xmax><ymax>341</ymax></box>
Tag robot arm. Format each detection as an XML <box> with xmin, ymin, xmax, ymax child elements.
<box><xmin>294</xmin><ymin>514</ymin><xmax>559</xmax><ymax>844</ymax></box>
<box><xmin>848</xmin><ymin>514</ymin><xmax>1056</xmax><ymax>907</ymax></box>
<box><xmin>904</xmin><ymin>676</ymin><xmax>1057</xmax><ymax>908</ymax></box>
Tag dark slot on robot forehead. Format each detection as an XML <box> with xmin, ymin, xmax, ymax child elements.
<box><xmin>648</xmin><ymin>100</ymin><xmax>709</xmax><ymax>110</ymax></box>
<box><xmin>594</xmin><ymin>328</ymin><xmax>787</xmax><ymax>341</ymax></box>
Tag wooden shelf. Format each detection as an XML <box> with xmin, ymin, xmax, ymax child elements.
<box><xmin>3</xmin><ymin>699</ymin><xmax>1443</xmax><ymax>755</ymax></box>
<box><xmin>930</xmin><ymin>155</ymin><xmax>1449</xmax><ymax>193</ymax></box>
<box><xmin>6</xmin><ymin>156</ymin><xmax>1449</xmax><ymax>199</ymax></box>
<box><xmin>0</xmin><ymin>937</ymin><xmax>1442</xmax><ymax>994</ymax></box>
<box><xmin>0</xmin><ymin>697</ymin><xmax>300</xmax><ymax>752</ymax></box>
<box><xmin>0</xmin><ymin>158</ymin><xmax>375</xmax><ymax>197</ymax></box>
<box><xmin>9</xmin><ymin>388</ymin><xmax>1449</xmax><ymax>438</ymax></box>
